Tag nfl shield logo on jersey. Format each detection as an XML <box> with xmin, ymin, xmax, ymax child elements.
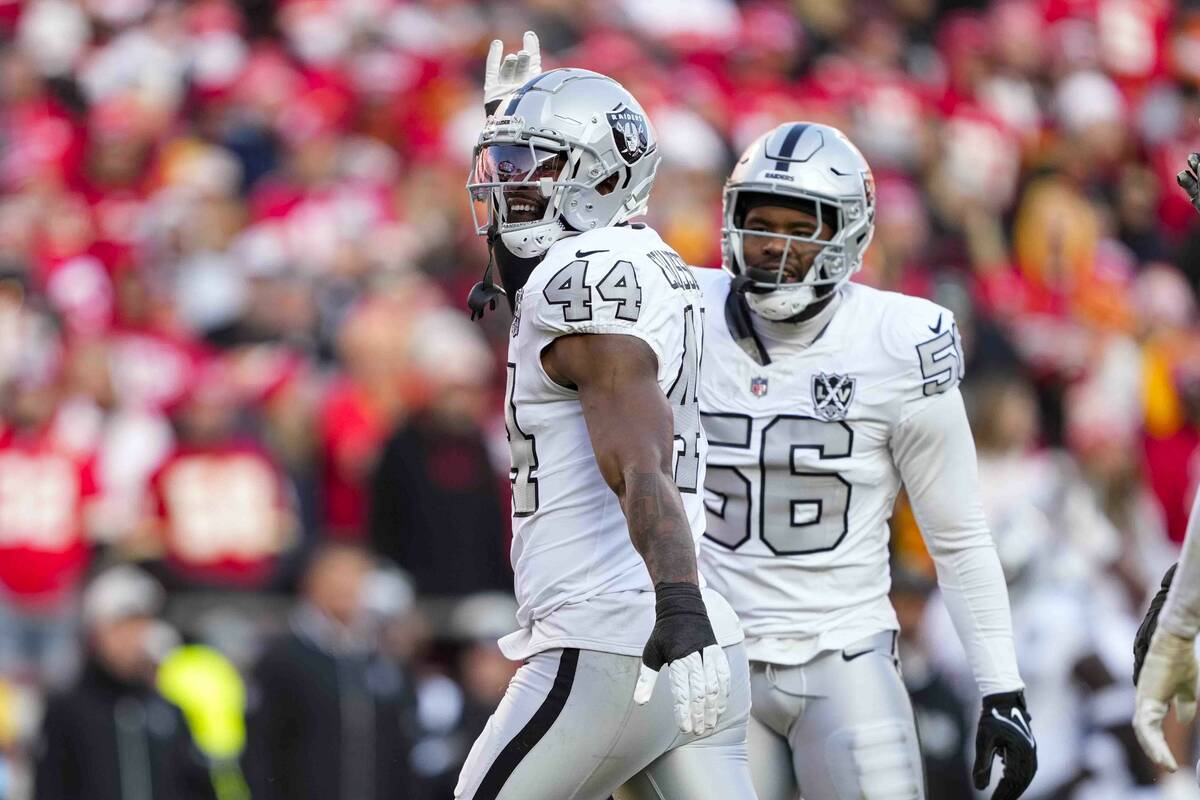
<box><xmin>811</xmin><ymin>372</ymin><xmax>855</xmax><ymax>420</ymax></box>
<box><xmin>750</xmin><ymin>377</ymin><xmax>769</xmax><ymax>398</ymax></box>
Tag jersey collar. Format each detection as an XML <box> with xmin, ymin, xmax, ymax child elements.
<box><xmin>724</xmin><ymin>287</ymin><xmax>843</xmax><ymax>366</ymax></box>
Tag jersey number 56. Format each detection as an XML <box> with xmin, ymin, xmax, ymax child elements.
<box><xmin>701</xmin><ymin>414</ymin><xmax>853</xmax><ymax>555</ymax></box>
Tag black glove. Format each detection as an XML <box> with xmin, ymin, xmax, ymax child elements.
<box><xmin>1134</xmin><ymin>563</ymin><xmax>1178</xmax><ymax>685</ymax></box>
<box><xmin>641</xmin><ymin>582</ymin><xmax>717</xmax><ymax>670</ymax></box>
<box><xmin>974</xmin><ymin>691</ymin><xmax>1037</xmax><ymax>800</ymax></box>
<box><xmin>1178</xmin><ymin>153</ymin><xmax>1200</xmax><ymax>213</ymax></box>
<box><xmin>633</xmin><ymin>582</ymin><xmax>729</xmax><ymax>735</ymax></box>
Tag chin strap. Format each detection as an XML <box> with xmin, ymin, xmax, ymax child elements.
<box><xmin>467</xmin><ymin>226</ymin><xmax>507</xmax><ymax>321</ymax></box>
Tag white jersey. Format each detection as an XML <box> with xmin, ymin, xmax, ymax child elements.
<box><xmin>498</xmin><ymin>226</ymin><xmax>741</xmax><ymax>661</ymax></box>
<box><xmin>695</xmin><ymin>268</ymin><xmax>964</xmax><ymax>666</ymax></box>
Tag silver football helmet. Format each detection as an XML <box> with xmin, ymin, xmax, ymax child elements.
<box><xmin>467</xmin><ymin>68</ymin><xmax>661</xmax><ymax>258</ymax></box>
<box><xmin>723</xmin><ymin>122</ymin><xmax>876</xmax><ymax>320</ymax></box>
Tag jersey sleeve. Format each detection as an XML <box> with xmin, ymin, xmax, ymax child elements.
<box><xmin>891</xmin><ymin>388</ymin><xmax>1026</xmax><ymax>695</ymax></box>
<box><xmin>529</xmin><ymin>250</ymin><xmax>684</xmax><ymax>369</ymax></box>
<box><xmin>1162</xmin><ymin>489</ymin><xmax>1200</xmax><ymax>638</ymax></box>
<box><xmin>879</xmin><ymin>295</ymin><xmax>965</xmax><ymax>424</ymax></box>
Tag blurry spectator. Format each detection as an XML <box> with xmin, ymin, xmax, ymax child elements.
<box><xmin>136</xmin><ymin>358</ymin><xmax>298</xmax><ymax>592</ymax></box>
<box><xmin>319</xmin><ymin>291</ymin><xmax>427</xmax><ymax>540</ymax></box>
<box><xmin>960</xmin><ymin>373</ymin><xmax>1158</xmax><ymax>798</ymax></box>
<box><xmin>33</xmin><ymin>566</ymin><xmax>216</xmax><ymax>800</ymax></box>
<box><xmin>106</xmin><ymin>266</ymin><xmax>209</xmax><ymax>414</ymax></box>
<box><xmin>52</xmin><ymin>335</ymin><xmax>175</xmax><ymax>546</ymax></box>
<box><xmin>243</xmin><ymin>544</ymin><xmax>421</xmax><ymax>800</ymax></box>
<box><xmin>360</xmin><ymin>564</ymin><xmax>426</xmax><ymax>667</ymax></box>
<box><xmin>0</xmin><ymin>369</ymin><xmax>97</xmax><ymax>688</ymax></box>
<box><xmin>369</xmin><ymin>308</ymin><xmax>509</xmax><ymax>598</ymax></box>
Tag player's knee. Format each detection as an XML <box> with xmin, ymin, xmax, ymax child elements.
<box><xmin>826</xmin><ymin>720</ymin><xmax>922</xmax><ymax>800</ymax></box>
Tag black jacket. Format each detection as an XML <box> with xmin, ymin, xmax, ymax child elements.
<box><xmin>243</xmin><ymin>610</ymin><xmax>422</xmax><ymax>800</ymax></box>
<box><xmin>34</xmin><ymin>660</ymin><xmax>216</xmax><ymax>800</ymax></box>
<box><xmin>369</xmin><ymin>412</ymin><xmax>510</xmax><ymax>596</ymax></box>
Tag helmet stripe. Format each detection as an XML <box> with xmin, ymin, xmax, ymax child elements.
<box><xmin>504</xmin><ymin>71</ymin><xmax>554</xmax><ymax>116</ymax></box>
<box><xmin>773</xmin><ymin>123</ymin><xmax>809</xmax><ymax>170</ymax></box>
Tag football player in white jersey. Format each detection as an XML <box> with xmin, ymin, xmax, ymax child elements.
<box><xmin>452</xmin><ymin>37</ymin><xmax>755</xmax><ymax>800</ymax></box>
<box><xmin>692</xmin><ymin>122</ymin><xmax>1037</xmax><ymax>800</ymax></box>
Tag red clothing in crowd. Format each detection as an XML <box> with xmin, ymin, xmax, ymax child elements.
<box><xmin>1144</xmin><ymin>427</ymin><xmax>1200</xmax><ymax>544</ymax></box>
<box><xmin>147</xmin><ymin>441</ymin><xmax>291</xmax><ymax>589</ymax></box>
<box><xmin>108</xmin><ymin>326</ymin><xmax>209</xmax><ymax>413</ymax></box>
<box><xmin>318</xmin><ymin>380</ymin><xmax>390</xmax><ymax>539</ymax></box>
<box><xmin>0</xmin><ymin>426</ymin><xmax>97</xmax><ymax>608</ymax></box>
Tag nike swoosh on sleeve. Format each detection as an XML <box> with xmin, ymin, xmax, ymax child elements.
<box><xmin>575</xmin><ymin>249</ymin><xmax>608</xmax><ymax>258</ymax></box>
<box><xmin>928</xmin><ymin>314</ymin><xmax>943</xmax><ymax>334</ymax></box>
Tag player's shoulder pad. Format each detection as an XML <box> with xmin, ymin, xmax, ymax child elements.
<box><xmin>527</xmin><ymin>228</ymin><xmax>697</xmax><ymax>336</ymax></box>
<box><xmin>872</xmin><ymin>288</ymin><xmax>965</xmax><ymax>399</ymax></box>
<box><xmin>689</xmin><ymin>265</ymin><xmax>730</xmax><ymax>302</ymax></box>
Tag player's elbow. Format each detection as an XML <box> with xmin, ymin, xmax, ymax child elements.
<box><xmin>927</xmin><ymin>522</ymin><xmax>994</xmax><ymax>548</ymax></box>
<box><xmin>605</xmin><ymin>446</ymin><xmax>673</xmax><ymax>502</ymax></box>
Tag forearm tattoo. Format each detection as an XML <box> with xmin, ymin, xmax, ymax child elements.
<box><xmin>623</xmin><ymin>470</ymin><xmax>699</xmax><ymax>586</ymax></box>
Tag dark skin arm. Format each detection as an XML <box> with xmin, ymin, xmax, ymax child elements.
<box><xmin>543</xmin><ymin>333</ymin><xmax>698</xmax><ymax>586</ymax></box>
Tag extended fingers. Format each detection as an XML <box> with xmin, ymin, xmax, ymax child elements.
<box><xmin>523</xmin><ymin>30</ymin><xmax>541</xmax><ymax>72</ymax></box>
<box><xmin>498</xmin><ymin>53</ymin><xmax>519</xmax><ymax>84</ymax></box>
<box><xmin>485</xmin><ymin>39</ymin><xmax>503</xmax><ymax>80</ymax></box>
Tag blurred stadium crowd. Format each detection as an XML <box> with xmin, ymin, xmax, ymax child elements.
<box><xmin>3</xmin><ymin>0</ymin><xmax>1200</xmax><ymax>797</ymax></box>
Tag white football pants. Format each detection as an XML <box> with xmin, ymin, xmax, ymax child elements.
<box><xmin>455</xmin><ymin>643</ymin><xmax>757</xmax><ymax>799</ymax></box>
<box><xmin>748</xmin><ymin>632</ymin><xmax>926</xmax><ymax>800</ymax></box>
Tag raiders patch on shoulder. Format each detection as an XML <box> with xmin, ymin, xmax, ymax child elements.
<box><xmin>606</xmin><ymin>105</ymin><xmax>650</xmax><ymax>164</ymax></box>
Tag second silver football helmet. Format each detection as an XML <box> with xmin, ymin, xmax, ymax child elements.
<box><xmin>723</xmin><ymin>122</ymin><xmax>876</xmax><ymax>320</ymax></box>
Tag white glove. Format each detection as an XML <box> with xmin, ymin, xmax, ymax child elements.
<box><xmin>1133</xmin><ymin>627</ymin><xmax>1199</xmax><ymax>772</ymax></box>
<box><xmin>483</xmin><ymin>30</ymin><xmax>542</xmax><ymax>112</ymax></box>
<box><xmin>632</xmin><ymin>643</ymin><xmax>731</xmax><ymax>735</ymax></box>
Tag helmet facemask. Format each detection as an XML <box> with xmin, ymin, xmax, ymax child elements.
<box><xmin>723</xmin><ymin>188</ymin><xmax>871</xmax><ymax>321</ymax></box>
<box><xmin>467</xmin><ymin>126</ymin><xmax>636</xmax><ymax>260</ymax></box>
<box><xmin>468</xmin><ymin>139</ymin><xmax>573</xmax><ymax>258</ymax></box>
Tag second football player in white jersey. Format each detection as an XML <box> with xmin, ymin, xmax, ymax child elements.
<box><xmin>694</xmin><ymin>122</ymin><xmax>1039</xmax><ymax>800</ymax></box>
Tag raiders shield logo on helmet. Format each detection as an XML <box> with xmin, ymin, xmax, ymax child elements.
<box><xmin>606</xmin><ymin>105</ymin><xmax>649</xmax><ymax>164</ymax></box>
<box><xmin>812</xmin><ymin>372</ymin><xmax>855</xmax><ymax>420</ymax></box>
